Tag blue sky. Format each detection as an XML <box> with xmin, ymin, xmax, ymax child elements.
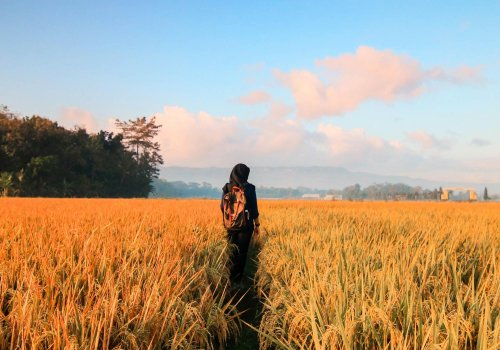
<box><xmin>1</xmin><ymin>1</ymin><xmax>499</xmax><ymax>182</ymax></box>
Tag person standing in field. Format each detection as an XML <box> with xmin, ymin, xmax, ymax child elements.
<box><xmin>221</xmin><ymin>163</ymin><xmax>260</xmax><ymax>284</ymax></box>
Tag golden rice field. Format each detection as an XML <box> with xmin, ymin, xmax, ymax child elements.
<box><xmin>0</xmin><ymin>198</ymin><xmax>499</xmax><ymax>349</ymax></box>
<box><xmin>0</xmin><ymin>199</ymin><xmax>237</xmax><ymax>349</ymax></box>
<box><xmin>256</xmin><ymin>201</ymin><xmax>500</xmax><ymax>350</ymax></box>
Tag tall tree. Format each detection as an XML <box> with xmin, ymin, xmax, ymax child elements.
<box><xmin>115</xmin><ymin>116</ymin><xmax>164</xmax><ymax>191</ymax></box>
<box><xmin>114</xmin><ymin>117</ymin><xmax>162</xmax><ymax>158</ymax></box>
<box><xmin>484</xmin><ymin>187</ymin><xmax>489</xmax><ymax>200</ymax></box>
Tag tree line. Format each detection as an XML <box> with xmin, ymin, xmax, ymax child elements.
<box><xmin>150</xmin><ymin>179</ymin><xmax>329</xmax><ymax>199</ymax></box>
<box><xmin>0</xmin><ymin>106</ymin><xmax>162</xmax><ymax>197</ymax></box>
<box><xmin>334</xmin><ymin>183</ymin><xmax>494</xmax><ymax>201</ymax></box>
<box><xmin>337</xmin><ymin>183</ymin><xmax>439</xmax><ymax>200</ymax></box>
<box><xmin>152</xmin><ymin>180</ymin><xmax>495</xmax><ymax>201</ymax></box>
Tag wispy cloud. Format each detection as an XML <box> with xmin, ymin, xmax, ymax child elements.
<box><xmin>238</xmin><ymin>90</ymin><xmax>271</xmax><ymax>105</ymax></box>
<box><xmin>406</xmin><ymin>130</ymin><xmax>452</xmax><ymax>150</ymax></box>
<box><xmin>274</xmin><ymin>46</ymin><xmax>482</xmax><ymax>119</ymax></box>
<box><xmin>426</xmin><ymin>65</ymin><xmax>483</xmax><ymax>84</ymax></box>
<box><xmin>471</xmin><ymin>138</ymin><xmax>491</xmax><ymax>147</ymax></box>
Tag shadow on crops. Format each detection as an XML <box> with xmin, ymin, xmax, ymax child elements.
<box><xmin>225</xmin><ymin>236</ymin><xmax>264</xmax><ymax>350</ymax></box>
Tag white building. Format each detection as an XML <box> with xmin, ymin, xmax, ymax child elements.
<box><xmin>324</xmin><ymin>194</ymin><xmax>343</xmax><ymax>201</ymax></box>
<box><xmin>302</xmin><ymin>194</ymin><xmax>321</xmax><ymax>199</ymax></box>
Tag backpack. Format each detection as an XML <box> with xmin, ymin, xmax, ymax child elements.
<box><xmin>222</xmin><ymin>185</ymin><xmax>248</xmax><ymax>230</ymax></box>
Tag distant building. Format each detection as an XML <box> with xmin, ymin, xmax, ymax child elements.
<box><xmin>440</xmin><ymin>187</ymin><xmax>477</xmax><ymax>201</ymax></box>
<box><xmin>302</xmin><ymin>194</ymin><xmax>321</xmax><ymax>199</ymax></box>
<box><xmin>324</xmin><ymin>194</ymin><xmax>343</xmax><ymax>201</ymax></box>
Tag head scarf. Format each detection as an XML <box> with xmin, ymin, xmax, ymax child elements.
<box><xmin>229</xmin><ymin>163</ymin><xmax>250</xmax><ymax>187</ymax></box>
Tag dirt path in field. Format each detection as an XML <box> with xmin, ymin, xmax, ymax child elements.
<box><xmin>226</xmin><ymin>238</ymin><xmax>264</xmax><ymax>350</ymax></box>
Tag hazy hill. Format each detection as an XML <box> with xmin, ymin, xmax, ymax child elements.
<box><xmin>160</xmin><ymin>166</ymin><xmax>500</xmax><ymax>194</ymax></box>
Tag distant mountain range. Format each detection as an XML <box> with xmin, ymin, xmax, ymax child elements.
<box><xmin>160</xmin><ymin>166</ymin><xmax>500</xmax><ymax>194</ymax></box>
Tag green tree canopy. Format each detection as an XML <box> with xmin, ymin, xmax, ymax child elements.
<box><xmin>0</xmin><ymin>106</ymin><xmax>161</xmax><ymax>197</ymax></box>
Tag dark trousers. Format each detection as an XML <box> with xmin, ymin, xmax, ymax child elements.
<box><xmin>227</xmin><ymin>229</ymin><xmax>253</xmax><ymax>282</ymax></box>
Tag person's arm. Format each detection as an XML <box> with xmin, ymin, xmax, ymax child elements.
<box><xmin>254</xmin><ymin>216</ymin><xmax>260</xmax><ymax>235</ymax></box>
<box><xmin>220</xmin><ymin>192</ymin><xmax>224</xmax><ymax>213</ymax></box>
<box><xmin>248</xmin><ymin>185</ymin><xmax>260</xmax><ymax>234</ymax></box>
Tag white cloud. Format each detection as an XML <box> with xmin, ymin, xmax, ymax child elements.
<box><xmin>153</xmin><ymin>104</ymin><xmax>414</xmax><ymax>170</ymax></box>
<box><xmin>318</xmin><ymin>125</ymin><xmax>385</xmax><ymax>156</ymax></box>
<box><xmin>154</xmin><ymin>103</ymin><xmax>311</xmax><ymax>167</ymax></box>
<box><xmin>144</xmin><ymin>103</ymin><xmax>499</xmax><ymax>182</ymax></box>
<box><xmin>315</xmin><ymin>124</ymin><xmax>417</xmax><ymax>171</ymax></box>
<box><xmin>154</xmin><ymin>106</ymin><xmax>256</xmax><ymax>166</ymax></box>
<box><xmin>59</xmin><ymin>107</ymin><xmax>99</xmax><ymax>133</ymax></box>
<box><xmin>253</xmin><ymin>102</ymin><xmax>304</xmax><ymax>154</ymax></box>
<box><xmin>275</xmin><ymin>46</ymin><xmax>482</xmax><ymax>119</ymax></box>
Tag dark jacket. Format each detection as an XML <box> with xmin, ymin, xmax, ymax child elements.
<box><xmin>221</xmin><ymin>182</ymin><xmax>259</xmax><ymax>231</ymax></box>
